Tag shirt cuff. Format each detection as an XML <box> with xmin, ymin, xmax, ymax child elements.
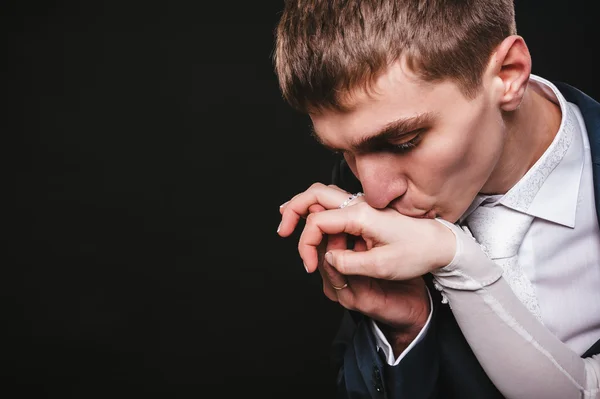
<box><xmin>431</xmin><ymin>218</ymin><xmax>503</xmax><ymax>291</ymax></box>
<box><xmin>369</xmin><ymin>287</ymin><xmax>434</xmax><ymax>366</ymax></box>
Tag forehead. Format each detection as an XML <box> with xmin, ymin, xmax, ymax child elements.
<box><xmin>310</xmin><ymin>61</ymin><xmax>462</xmax><ymax>140</ymax></box>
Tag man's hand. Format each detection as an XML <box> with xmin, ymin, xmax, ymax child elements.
<box><xmin>278</xmin><ymin>183</ymin><xmax>450</xmax><ymax>354</ymax></box>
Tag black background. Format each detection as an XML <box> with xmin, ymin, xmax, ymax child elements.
<box><xmin>5</xmin><ymin>1</ymin><xmax>598</xmax><ymax>398</ymax></box>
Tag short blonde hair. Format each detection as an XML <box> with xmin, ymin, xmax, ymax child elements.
<box><xmin>274</xmin><ymin>0</ymin><xmax>516</xmax><ymax>112</ymax></box>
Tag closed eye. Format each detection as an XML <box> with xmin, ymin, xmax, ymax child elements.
<box><xmin>388</xmin><ymin>130</ymin><xmax>424</xmax><ymax>154</ymax></box>
<box><xmin>320</xmin><ymin>129</ymin><xmax>426</xmax><ymax>155</ymax></box>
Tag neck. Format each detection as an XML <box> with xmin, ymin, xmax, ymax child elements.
<box><xmin>480</xmin><ymin>83</ymin><xmax>562</xmax><ymax>195</ymax></box>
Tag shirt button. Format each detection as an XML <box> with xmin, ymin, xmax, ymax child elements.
<box><xmin>372</xmin><ymin>366</ymin><xmax>383</xmax><ymax>393</ymax></box>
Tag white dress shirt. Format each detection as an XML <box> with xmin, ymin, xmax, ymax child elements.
<box><xmin>372</xmin><ymin>74</ymin><xmax>600</xmax><ymax>364</ymax></box>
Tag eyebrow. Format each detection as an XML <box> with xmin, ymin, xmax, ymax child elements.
<box><xmin>311</xmin><ymin>112</ymin><xmax>436</xmax><ymax>154</ymax></box>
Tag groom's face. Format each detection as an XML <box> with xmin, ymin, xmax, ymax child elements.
<box><xmin>309</xmin><ymin>61</ymin><xmax>507</xmax><ymax>223</ymax></box>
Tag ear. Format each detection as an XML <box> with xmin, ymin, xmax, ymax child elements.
<box><xmin>488</xmin><ymin>35</ymin><xmax>532</xmax><ymax>111</ymax></box>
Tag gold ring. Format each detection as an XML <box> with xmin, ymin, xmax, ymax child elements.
<box><xmin>331</xmin><ymin>283</ymin><xmax>348</xmax><ymax>290</ymax></box>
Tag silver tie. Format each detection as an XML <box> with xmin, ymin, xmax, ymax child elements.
<box><xmin>466</xmin><ymin>204</ymin><xmax>542</xmax><ymax>321</ymax></box>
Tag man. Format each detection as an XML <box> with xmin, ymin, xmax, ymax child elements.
<box><xmin>275</xmin><ymin>1</ymin><xmax>600</xmax><ymax>398</ymax></box>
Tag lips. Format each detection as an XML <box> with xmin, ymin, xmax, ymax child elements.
<box><xmin>388</xmin><ymin>201</ymin><xmax>435</xmax><ymax>219</ymax></box>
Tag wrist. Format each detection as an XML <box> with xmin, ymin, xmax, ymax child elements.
<box><xmin>386</xmin><ymin>327</ymin><xmax>424</xmax><ymax>355</ymax></box>
<box><xmin>431</xmin><ymin>218</ymin><xmax>457</xmax><ymax>269</ymax></box>
<box><xmin>379</xmin><ymin>292</ymin><xmax>430</xmax><ymax>356</ymax></box>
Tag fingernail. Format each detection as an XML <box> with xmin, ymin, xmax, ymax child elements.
<box><xmin>280</xmin><ymin>201</ymin><xmax>289</xmax><ymax>208</ymax></box>
<box><xmin>325</xmin><ymin>252</ymin><xmax>333</xmax><ymax>265</ymax></box>
<box><xmin>303</xmin><ymin>262</ymin><xmax>308</xmax><ymax>273</ymax></box>
<box><xmin>277</xmin><ymin>222</ymin><xmax>281</xmax><ymax>233</ymax></box>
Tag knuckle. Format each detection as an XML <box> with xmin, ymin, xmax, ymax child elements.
<box><xmin>372</xmin><ymin>253</ymin><xmax>389</xmax><ymax>279</ymax></box>
<box><xmin>346</xmin><ymin>216</ymin><xmax>363</xmax><ymax>236</ymax></box>
<box><xmin>288</xmin><ymin>193</ymin><xmax>301</xmax><ymax>204</ymax></box>
<box><xmin>309</xmin><ymin>182</ymin><xmax>325</xmax><ymax>191</ymax></box>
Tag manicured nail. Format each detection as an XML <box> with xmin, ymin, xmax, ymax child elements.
<box><xmin>303</xmin><ymin>262</ymin><xmax>309</xmax><ymax>273</ymax></box>
<box><xmin>277</xmin><ymin>222</ymin><xmax>281</xmax><ymax>233</ymax></box>
<box><xmin>325</xmin><ymin>252</ymin><xmax>333</xmax><ymax>265</ymax></box>
<box><xmin>280</xmin><ymin>201</ymin><xmax>289</xmax><ymax>208</ymax></box>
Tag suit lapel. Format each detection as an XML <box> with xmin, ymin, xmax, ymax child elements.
<box><xmin>555</xmin><ymin>81</ymin><xmax>600</xmax><ymax>358</ymax></box>
<box><xmin>554</xmin><ymin>82</ymin><xmax>600</xmax><ymax>226</ymax></box>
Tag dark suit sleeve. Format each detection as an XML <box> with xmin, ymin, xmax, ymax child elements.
<box><xmin>330</xmin><ymin>300</ymin><xmax>440</xmax><ymax>398</ymax></box>
<box><xmin>330</xmin><ymin>158</ymin><xmax>442</xmax><ymax>398</ymax></box>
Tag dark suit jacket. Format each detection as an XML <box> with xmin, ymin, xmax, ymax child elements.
<box><xmin>329</xmin><ymin>82</ymin><xmax>600</xmax><ymax>399</ymax></box>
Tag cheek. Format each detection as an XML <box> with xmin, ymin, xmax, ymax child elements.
<box><xmin>420</xmin><ymin>131</ymin><xmax>479</xmax><ymax>180</ymax></box>
<box><xmin>439</xmin><ymin>106</ymin><xmax>503</xmax><ymax>180</ymax></box>
<box><xmin>464</xmin><ymin>111</ymin><xmax>506</xmax><ymax>179</ymax></box>
<box><xmin>413</xmin><ymin>112</ymin><xmax>503</xmax><ymax>196</ymax></box>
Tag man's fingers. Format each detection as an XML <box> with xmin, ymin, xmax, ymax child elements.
<box><xmin>353</xmin><ymin>236</ymin><xmax>367</xmax><ymax>252</ymax></box>
<box><xmin>321</xmin><ymin>234</ymin><xmax>349</xmax><ymax>291</ymax></box>
<box><xmin>317</xmin><ymin>266</ymin><xmax>338</xmax><ymax>301</ymax></box>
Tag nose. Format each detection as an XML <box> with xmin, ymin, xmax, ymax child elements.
<box><xmin>352</xmin><ymin>154</ymin><xmax>408</xmax><ymax>209</ymax></box>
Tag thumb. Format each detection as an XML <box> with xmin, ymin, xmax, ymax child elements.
<box><xmin>324</xmin><ymin>247</ymin><xmax>391</xmax><ymax>279</ymax></box>
<box><xmin>308</xmin><ymin>204</ymin><xmax>326</xmax><ymax>213</ymax></box>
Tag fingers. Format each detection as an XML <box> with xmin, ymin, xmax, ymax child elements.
<box><xmin>278</xmin><ymin>183</ymin><xmax>360</xmax><ymax>237</ymax></box>
<box><xmin>321</xmin><ymin>233</ymin><xmax>349</xmax><ymax>292</ymax></box>
<box><xmin>317</xmin><ymin>266</ymin><xmax>338</xmax><ymax>301</ymax></box>
<box><xmin>335</xmin><ymin>275</ymin><xmax>368</xmax><ymax>311</ymax></box>
<box><xmin>325</xmin><ymin>248</ymin><xmax>381</xmax><ymax>277</ymax></box>
<box><xmin>298</xmin><ymin>204</ymin><xmax>369</xmax><ymax>271</ymax></box>
<box><xmin>353</xmin><ymin>236</ymin><xmax>368</xmax><ymax>252</ymax></box>
<box><xmin>308</xmin><ymin>204</ymin><xmax>326</xmax><ymax>214</ymax></box>
<box><xmin>326</xmin><ymin>237</ymin><xmax>366</xmax><ymax>310</ymax></box>
<box><xmin>318</xmin><ymin>234</ymin><xmax>346</xmax><ymax>302</ymax></box>
<box><xmin>300</xmin><ymin>205</ymin><xmax>406</xmax><ymax>278</ymax></box>
<box><xmin>279</xmin><ymin>184</ymin><xmax>347</xmax><ymax>214</ymax></box>
<box><xmin>325</xmin><ymin>246</ymin><xmax>408</xmax><ymax>280</ymax></box>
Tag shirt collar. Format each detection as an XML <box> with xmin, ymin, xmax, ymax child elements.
<box><xmin>460</xmin><ymin>74</ymin><xmax>584</xmax><ymax>228</ymax></box>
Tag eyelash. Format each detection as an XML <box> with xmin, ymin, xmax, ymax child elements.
<box><xmin>330</xmin><ymin>131</ymin><xmax>424</xmax><ymax>156</ymax></box>
<box><xmin>390</xmin><ymin>133</ymin><xmax>423</xmax><ymax>154</ymax></box>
